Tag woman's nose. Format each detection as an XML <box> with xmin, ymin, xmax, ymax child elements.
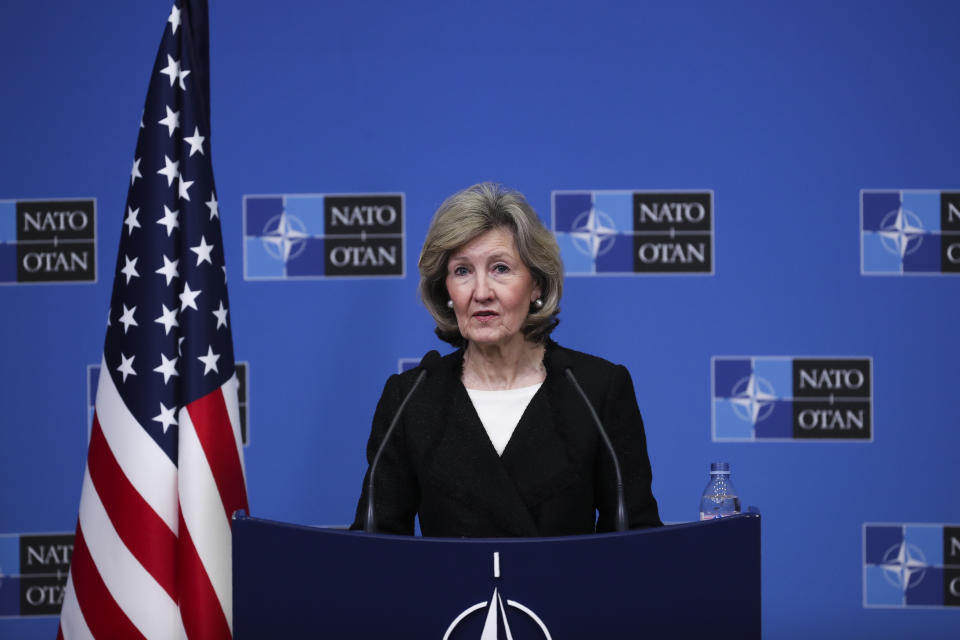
<box><xmin>473</xmin><ymin>273</ymin><xmax>492</xmax><ymax>300</ymax></box>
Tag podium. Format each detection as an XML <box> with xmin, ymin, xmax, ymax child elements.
<box><xmin>232</xmin><ymin>512</ymin><xmax>760</xmax><ymax>638</ymax></box>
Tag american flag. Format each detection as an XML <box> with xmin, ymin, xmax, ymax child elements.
<box><xmin>58</xmin><ymin>1</ymin><xmax>248</xmax><ymax>637</ymax></box>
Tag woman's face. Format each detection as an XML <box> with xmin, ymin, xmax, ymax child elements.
<box><xmin>445</xmin><ymin>227</ymin><xmax>541</xmax><ymax>349</ymax></box>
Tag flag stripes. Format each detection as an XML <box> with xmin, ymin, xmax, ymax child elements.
<box><xmin>58</xmin><ymin>3</ymin><xmax>247</xmax><ymax>636</ymax></box>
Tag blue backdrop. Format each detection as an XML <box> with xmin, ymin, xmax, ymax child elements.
<box><xmin>1</xmin><ymin>1</ymin><xmax>957</xmax><ymax>637</ymax></box>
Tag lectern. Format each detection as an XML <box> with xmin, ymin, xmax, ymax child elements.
<box><xmin>232</xmin><ymin>512</ymin><xmax>760</xmax><ymax>638</ymax></box>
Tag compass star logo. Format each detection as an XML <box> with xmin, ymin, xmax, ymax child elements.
<box><xmin>877</xmin><ymin>208</ymin><xmax>925</xmax><ymax>258</ymax></box>
<box><xmin>880</xmin><ymin>542</ymin><xmax>928</xmax><ymax>591</ymax></box>
<box><xmin>261</xmin><ymin>212</ymin><xmax>308</xmax><ymax>263</ymax></box>
<box><xmin>444</xmin><ymin>553</ymin><xmax>552</xmax><ymax>640</ymax></box>
<box><xmin>568</xmin><ymin>207</ymin><xmax>618</xmax><ymax>258</ymax></box>
<box><xmin>729</xmin><ymin>375</ymin><xmax>777</xmax><ymax>423</ymax></box>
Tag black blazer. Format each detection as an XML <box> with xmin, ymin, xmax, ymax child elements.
<box><xmin>351</xmin><ymin>342</ymin><xmax>661</xmax><ymax>537</ymax></box>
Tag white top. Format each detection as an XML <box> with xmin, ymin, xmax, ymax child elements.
<box><xmin>466</xmin><ymin>383</ymin><xmax>543</xmax><ymax>456</ymax></box>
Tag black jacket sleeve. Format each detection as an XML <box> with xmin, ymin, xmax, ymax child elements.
<box><xmin>349</xmin><ymin>374</ymin><xmax>419</xmax><ymax>534</ymax></box>
<box><xmin>593</xmin><ymin>364</ymin><xmax>662</xmax><ymax>532</ymax></box>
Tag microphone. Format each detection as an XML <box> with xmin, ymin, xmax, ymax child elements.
<box><xmin>564</xmin><ymin>368</ymin><xmax>628</xmax><ymax>532</ymax></box>
<box><xmin>364</xmin><ymin>350</ymin><xmax>440</xmax><ymax>533</ymax></box>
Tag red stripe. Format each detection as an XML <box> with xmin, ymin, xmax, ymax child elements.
<box><xmin>187</xmin><ymin>388</ymin><xmax>249</xmax><ymax>519</ymax></box>
<box><xmin>87</xmin><ymin>414</ymin><xmax>178</xmax><ymax>600</ymax></box>
<box><xmin>69</xmin><ymin>526</ymin><xmax>145</xmax><ymax>639</ymax></box>
<box><xmin>178</xmin><ymin>512</ymin><xmax>231</xmax><ymax>640</ymax></box>
<box><xmin>56</xmin><ymin>626</ymin><xmax>63</xmax><ymax>640</ymax></box>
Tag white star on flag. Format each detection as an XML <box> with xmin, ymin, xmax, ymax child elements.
<box><xmin>124</xmin><ymin>206</ymin><xmax>141</xmax><ymax>235</ymax></box>
<box><xmin>157</xmin><ymin>205</ymin><xmax>180</xmax><ymax>236</ymax></box>
<box><xmin>130</xmin><ymin>157</ymin><xmax>142</xmax><ymax>185</ymax></box>
<box><xmin>157</xmin><ymin>155</ymin><xmax>179</xmax><ymax>186</ymax></box>
<box><xmin>178</xmin><ymin>171</ymin><xmax>194</xmax><ymax>201</ymax></box>
<box><xmin>198</xmin><ymin>345</ymin><xmax>220</xmax><ymax>375</ymax></box>
<box><xmin>121</xmin><ymin>256</ymin><xmax>140</xmax><ymax>284</ymax></box>
<box><xmin>158</xmin><ymin>105</ymin><xmax>180</xmax><ymax>137</ymax></box>
<box><xmin>184</xmin><ymin>126</ymin><xmax>205</xmax><ymax>156</ymax></box>
<box><xmin>206</xmin><ymin>191</ymin><xmax>219</xmax><ymax>220</ymax></box>
<box><xmin>179</xmin><ymin>282</ymin><xmax>201</xmax><ymax>311</ymax></box>
<box><xmin>155</xmin><ymin>255</ymin><xmax>180</xmax><ymax>285</ymax></box>
<box><xmin>212</xmin><ymin>300</ymin><xmax>229</xmax><ymax>329</ymax></box>
<box><xmin>116</xmin><ymin>353</ymin><xmax>137</xmax><ymax>382</ymax></box>
<box><xmin>153</xmin><ymin>353</ymin><xmax>180</xmax><ymax>384</ymax></box>
<box><xmin>118</xmin><ymin>304</ymin><xmax>138</xmax><ymax>333</ymax></box>
<box><xmin>152</xmin><ymin>402</ymin><xmax>178</xmax><ymax>433</ymax></box>
<box><xmin>190</xmin><ymin>235</ymin><xmax>215</xmax><ymax>265</ymax></box>
<box><xmin>154</xmin><ymin>304</ymin><xmax>179</xmax><ymax>335</ymax></box>
<box><xmin>159</xmin><ymin>54</ymin><xmax>183</xmax><ymax>87</ymax></box>
<box><xmin>168</xmin><ymin>5</ymin><xmax>181</xmax><ymax>35</ymax></box>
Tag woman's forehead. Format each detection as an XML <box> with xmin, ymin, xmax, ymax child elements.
<box><xmin>450</xmin><ymin>228</ymin><xmax>518</xmax><ymax>259</ymax></box>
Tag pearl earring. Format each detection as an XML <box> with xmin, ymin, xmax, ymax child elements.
<box><xmin>447</xmin><ymin>299</ymin><xmax>454</xmax><ymax>309</ymax></box>
<box><xmin>533</xmin><ymin>298</ymin><xmax>543</xmax><ymax>309</ymax></box>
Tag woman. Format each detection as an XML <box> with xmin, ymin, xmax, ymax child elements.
<box><xmin>351</xmin><ymin>182</ymin><xmax>661</xmax><ymax>536</ymax></box>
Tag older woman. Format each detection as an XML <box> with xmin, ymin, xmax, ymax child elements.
<box><xmin>351</xmin><ymin>182</ymin><xmax>660</xmax><ymax>536</ymax></box>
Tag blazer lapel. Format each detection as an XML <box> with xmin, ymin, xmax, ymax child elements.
<box><xmin>424</xmin><ymin>358</ymin><xmax>540</xmax><ymax>536</ymax></box>
<box><xmin>500</xmin><ymin>375</ymin><xmax>581</xmax><ymax>511</ymax></box>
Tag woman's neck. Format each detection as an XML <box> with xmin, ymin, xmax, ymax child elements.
<box><xmin>462</xmin><ymin>339</ymin><xmax>546</xmax><ymax>390</ymax></box>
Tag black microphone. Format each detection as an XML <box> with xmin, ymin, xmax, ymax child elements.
<box><xmin>564</xmin><ymin>368</ymin><xmax>628</xmax><ymax>532</ymax></box>
<box><xmin>364</xmin><ymin>350</ymin><xmax>440</xmax><ymax>533</ymax></box>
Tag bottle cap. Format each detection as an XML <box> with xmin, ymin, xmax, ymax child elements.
<box><xmin>710</xmin><ymin>461</ymin><xmax>730</xmax><ymax>474</ymax></box>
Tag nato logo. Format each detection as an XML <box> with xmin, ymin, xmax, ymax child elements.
<box><xmin>0</xmin><ymin>199</ymin><xmax>96</xmax><ymax>284</ymax></box>
<box><xmin>443</xmin><ymin>552</ymin><xmax>551</xmax><ymax>639</ymax></box>
<box><xmin>863</xmin><ymin>523</ymin><xmax>960</xmax><ymax>608</ymax></box>
<box><xmin>861</xmin><ymin>190</ymin><xmax>960</xmax><ymax>275</ymax></box>
<box><xmin>552</xmin><ymin>190</ymin><xmax>713</xmax><ymax>275</ymax></box>
<box><xmin>712</xmin><ymin>356</ymin><xmax>872</xmax><ymax>441</ymax></box>
<box><xmin>244</xmin><ymin>193</ymin><xmax>405</xmax><ymax>279</ymax></box>
<box><xmin>0</xmin><ymin>533</ymin><xmax>73</xmax><ymax>617</ymax></box>
<box><xmin>86</xmin><ymin>362</ymin><xmax>251</xmax><ymax>446</ymax></box>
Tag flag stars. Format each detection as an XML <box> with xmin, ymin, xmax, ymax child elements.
<box><xmin>206</xmin><ymin>191</ymin><xmax>219</xmax><ymax>220</ymax></box>
<box><xmin>158</xmin><ymin>106</ymin><xmax>180</xmax><ymax>137</ymax></box>
<box><xmin>153</xmin><ymin>402</ymin><xmax>178</xmax><ymax>433</ymax></box>
<box><xmin>155</xmin><ymin>304</ymin><xmax>179</xmax><ymax>335</ymax></box>
<box><xmin>198</xmin><ymin>345</ymin><xmax>221</xmax><ymax>375</ymax></box>
<box><xmin>117</xmin><ymin>353</ymin><xmax>137</xmax><ymax>382</ymax></box>
<box><xmin>118</xmin><ymin>304</ymin><xmax>138</xmax><ymax>333</ymax></box>
<box><xmin>156</xmin><ymin>255</ymin><xmax>180</xmax><ymax>286</ymax></box>
<box><xmin>190</xmin><ymin>235</ymin><xmax>215</xmax><ymax>266</ymax></box>
<box><xmin>168</xmin><ymin>5</ymin><xmax>181</xmax><ymax>35</ymax></box>
<box><xmin>159</xmin><ymin>55</ymin><xmax>190</xmax><ymax>90</ymax></box>
<box><xmin>179</xmin><ymin>282</ymin><xmax>202</xmax><ymax>312</ymax></box>
<box><xmin>178</xmin><ymin>172</ymin><xmax>194</xmax><ymax>201</ymax></box>
<box><xmin>157</xmin><ymin>205</ymin><xmax>180</xmax><ymax>236</ymax></box>
<box><xmin>184</xmin><ymin>126</ymin><xmax>205</xmax><ymax>156</ymax></box>
<box><xmin>158</xmin><ymin>155</ymin><xmax>179</xmax><ymax>187</ymax></box>
<box><xmin>212</xmin><ymin>300</ymin><xmax>229</xmax><ymax>329</ymax></box>
<box><xmin>131</xmin><ymin>157</ymin><xmax>142</xmax><ymax>185</ymax></box>
<box><xmin>153</xmin><ymin>353</ymin><xmax>179</xmax><ymax>384</ymax></box>
<box><xmin>124</xmin><ymin>207</ymin><xmax>141</xmax><ymax>235</ymax></box>
<box><xmin>159</xmin><ymin>55</ymin><xmax>180</xmax><ymax>87</ymax></box>
<box><xmin>121</xmin><ymin>255</ymin><xmax>140</xmax><ymax>284</ymax></box>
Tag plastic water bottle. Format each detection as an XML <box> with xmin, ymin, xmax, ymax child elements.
<box><xmin>699</xmin><ymin>462</ymin><xmax>741</xmax><ymax>520</ymax></box>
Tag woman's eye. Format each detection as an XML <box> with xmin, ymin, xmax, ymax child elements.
<box><xmin>453</xmin><ymin>265</ymin><xmax>469</xmax><ymax>276</ymax></box>
<box><xmin>493</xmin><ymin>264</ymin><xmax>510</xmax><ymax>274</ymax></box>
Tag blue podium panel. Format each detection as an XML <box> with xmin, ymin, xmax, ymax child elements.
<box><xmin>233</xmin><ymin>513</ymin><xmax>760</xmax><ymax>639</ymax></box>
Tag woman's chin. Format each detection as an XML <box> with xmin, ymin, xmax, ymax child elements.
<box><xmin>464</xmin><ymin>330</ymin><xmax>523</xmax><ymax>349</ymax></box>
